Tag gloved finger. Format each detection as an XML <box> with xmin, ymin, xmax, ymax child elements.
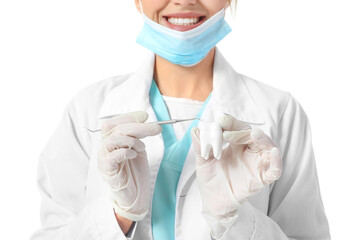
<box><xmin>101</xmin><ymin>161</ymin><xmax>130</xmax><ymax>190</ymax></box>
<box><xmin>264</xmin><ymin>147</ymin><xmax>282</xmax><ymax>184</ymax></box>
<box><xmin>98</xmin><ymin>148</ymin><xmax>137</xmax><ymax>174</ymax></box>
<box><xmin>104</xmin><ymin>135</ymin><xmax>146</xmax><ymax>153</ymax></box>
<box><xmin>249</xmin><ymin>128</ymin><xmax>277</xmax><ymax>150</ymax></box>
<box><xmin>101</xmin><ymin>111</ymin><xmax>149</xmax><ymax>134</ymax></box>
<box><xmin>111</xmin><ymin>122</ymin><xmax>162</xmax><ymax>139</ymax></box>
<box><xmin>223</xmin><ymin>129</ymin><xmax>252</xmax><ymax>145</ymax></box>
<box><xmin>218</xmin><ymin>115</ymin><xmax>252</xmax><ymax>131</ymax></box>
<box><xmin>109</xmin><ymin>148</ymin><xmax>138</xmax><ymax>163</ymax></box>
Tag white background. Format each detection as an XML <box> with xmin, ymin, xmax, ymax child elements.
<box><xmin>0</xmin><ymin>0</ymin><xmax>359</xmax><ymax>239</ymax></box>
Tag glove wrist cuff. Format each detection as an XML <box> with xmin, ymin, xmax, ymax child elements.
<box><xmin>202</xmin><ymin>212</ymin><xmax>239</xmax><ymax>239</ymax></box>
<box><xmin>110</xmin><ymin>198</ymin><xmax>148</xmax><ymax>221</ymax></box>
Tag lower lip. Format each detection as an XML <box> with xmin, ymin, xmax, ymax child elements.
<box><xmin>163</xmin><ymin>17</ymin><xmax>205</xmax><ymax>32</ymax></box>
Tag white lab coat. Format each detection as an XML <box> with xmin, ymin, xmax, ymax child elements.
<box><xmin>31</xmin><ymin>47</ymin><xmax>330</xmax><ymax>240</ymax></box>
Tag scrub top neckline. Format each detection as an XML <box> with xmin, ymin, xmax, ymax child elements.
<box><xmin>150</xmin><ymin>79</ymin><xmax>212</xmax><ymax>144</ymax></box>
<box><xmin>161</xmin><ymin>95</ymin><xmax>205</xmax><ymax>105</ymax></box>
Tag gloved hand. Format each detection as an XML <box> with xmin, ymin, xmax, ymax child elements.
<box><xmin>97</xmin><ymin>111</ymin><xmax>162</xmax><ymax>221</ymax></box>
<box><xmin>191</xmin><ymin>115</ymin><xmax>282</xmax><ymax>238</ymax></box>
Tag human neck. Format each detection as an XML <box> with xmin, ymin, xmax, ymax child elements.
<box><xmin>153</xmin><ymin>48</ymin><xmax>215</xmax><ymax>102</ymax></box>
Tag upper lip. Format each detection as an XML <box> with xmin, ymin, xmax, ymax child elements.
<box><xmin>163</xmin><ymin>12</ymin><xmax>206</xmax><ymax>18</ymax></box>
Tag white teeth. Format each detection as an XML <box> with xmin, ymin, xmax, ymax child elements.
<box><xmin>167</xmin><ymin>17</ymin><xmax>200</xmax><ymax>26</ymax></box>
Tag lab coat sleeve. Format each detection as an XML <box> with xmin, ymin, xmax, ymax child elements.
<box><xmin>216</xmin><ymin>94</ymin><xmax>330</xmax><ymax>240</ymax></box>
<box><xmin>30</xmin><ymin>98</ymin><xmax>135</xmax><ymax>240</ymax></box>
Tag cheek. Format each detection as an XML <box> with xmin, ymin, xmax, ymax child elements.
<box><xmin>142</xmin><ymin>0</ymin><xmax>168</xmax><ymax>21</ymax></box>
<box><xmin>203</xmin><ymin>0</ymin><xmax>228</xmax><ymax>15</ymax></box>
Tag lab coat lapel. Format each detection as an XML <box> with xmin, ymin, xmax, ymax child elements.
<box><xmin>212</xmin><ymin>47</ymin><xmax>266</xmax><ymax>125</ymax></box>
<box><xmin>98</xmin><ymin>50</ymin><xmax>155</xmax><ymax>121</ymax></box>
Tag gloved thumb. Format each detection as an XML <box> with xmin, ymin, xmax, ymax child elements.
<box><xmin>101</xmin><ymin>111</ymin><xmax>149</xmax><ymax>135</ymax></box>
<box><xmin>264</xmin><ymin>147</ymin><xmax>282</xmax><ymax>184</ymax></box>
<box><xmin>218</xmin><ymin>114</ymin><xmax>252</xmax><ymax>131</ymax></box>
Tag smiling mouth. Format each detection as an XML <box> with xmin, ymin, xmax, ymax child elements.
<box><xmin>165</xmin><ymin>16</ymin><xmax>205</xmax><ymax>26</ymax></box>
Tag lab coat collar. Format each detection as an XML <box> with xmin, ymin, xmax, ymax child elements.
<box><xmin>212</xmin><ymin>47</ymin><xmax>265</xmax><ymax>125</ymax></box>
<box><xmin>99</xmin><ymin>47</ymin><xmax>265</xmax><ymax>125</ymax></box>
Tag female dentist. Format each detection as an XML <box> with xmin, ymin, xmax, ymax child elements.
<box><xmin>31</xmin><ymin>0</ymin><xmax>330</xmax><ymax>239</ymax></box>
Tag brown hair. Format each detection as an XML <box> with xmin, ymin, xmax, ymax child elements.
<box><xmin>228</xmin><ymin>0</ymin><xmax>238</xmax><ymax>13</ymax></box>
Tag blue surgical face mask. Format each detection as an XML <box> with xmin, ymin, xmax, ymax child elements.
<box><xmin>136</xmin><ymin>1</ymin><xmax>232</xmax><ymax>67</ymax></box>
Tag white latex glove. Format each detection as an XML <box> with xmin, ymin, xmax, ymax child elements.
<box><xmin>191</xmin><ymin>115</ymin><xmax>282</xmax><ymax>239</ymax></box>
<box><xmin>97</xmin><ymin>111</ymin><xmax>162</xmax><ymax>221</ymax></box>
